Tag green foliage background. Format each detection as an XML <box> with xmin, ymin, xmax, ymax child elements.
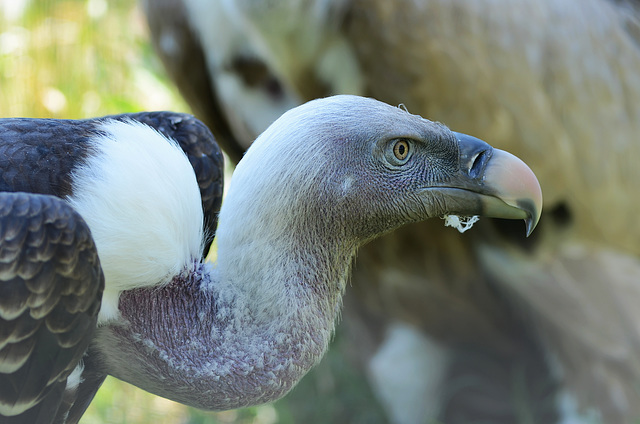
<box><xmin>0</xmin><ymin>0</ymin><xmax>188</xmax><ymax>118</ymax></box>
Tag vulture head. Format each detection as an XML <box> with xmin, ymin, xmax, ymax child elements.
<box><xmin>220</xmin><ymin>95</ymin><xmax>540</xmax><ymax>246</ymax></box>
<box><xmin>0</xmin><ymin>95</ymin><xmax>541</xmax><ymax>421</ymax></box>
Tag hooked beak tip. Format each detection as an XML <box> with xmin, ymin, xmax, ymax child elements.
<box><xmin>485</xmin><ymin>149</ymin><xmax>543</xmax><ymax>236</ymax></box>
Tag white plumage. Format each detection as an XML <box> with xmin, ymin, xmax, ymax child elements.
<box><xmin>67</xmin><ymin>120</ymin><xmax>204</xmax><ymax>323</ymax></box>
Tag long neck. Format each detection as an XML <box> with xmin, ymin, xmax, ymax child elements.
<box><xmin>94</xmin><ymin>219</ymin><xmax>356</xmax><ymax>411</ymax></box>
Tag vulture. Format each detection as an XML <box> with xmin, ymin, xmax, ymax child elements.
<box><xmin>0</xmin><ymin>96</ymin><xmax>542</xmax><ymax>423</ymax></box>
<box><xmin>144</xmin><ymin>0</ymin><xmax>640</xmax><ymax>422</ymax></box>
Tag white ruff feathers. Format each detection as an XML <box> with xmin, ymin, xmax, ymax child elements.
<box><xmin>67</xmin><ymin>120</ymin><xmax>204</xmax><ymax>323</ymax></box>
<box><xmin>443</xmin><ymin>215</ymin><xmax>480</xmax><ymax>233</ymax></box>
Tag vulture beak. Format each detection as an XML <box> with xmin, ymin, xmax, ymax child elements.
<box><xmin>437</xmin><ymin>132</ymin><xmax>543</xmax><ymax>236</ymax></box>
<box><xmin>479</xmin><ymin>148</ymin><xmax>543</xmax><ymax>237</ymax></box>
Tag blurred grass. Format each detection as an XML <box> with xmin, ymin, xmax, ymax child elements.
<box><xmin>0</xmin><ymin>0</ymin><xmax>188</xmax><ymax>118</ymax></box>
<box><xmin>0</xmin><ymin>1</ymin><xmax>385</xmax><ymax>423</ymax></box>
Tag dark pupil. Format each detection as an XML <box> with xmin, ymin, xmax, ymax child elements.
<box><xmin>398</xmin><ymin>145</ymin><xmax>405</xmax><ymax>155</ymax></box>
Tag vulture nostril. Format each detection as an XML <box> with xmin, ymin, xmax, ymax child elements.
<box><xmin>469</xmin><ymin>149</ymin><xmax>490</xmax><ymax>178</ymax></box>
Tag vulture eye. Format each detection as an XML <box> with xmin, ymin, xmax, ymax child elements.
<box><xmin>393</xmin><ymin>139</ymin><xmax>410</xmax><ymax>161</ymax></box>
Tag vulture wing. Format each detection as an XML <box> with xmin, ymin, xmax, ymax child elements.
<box><xmin>0</xmin><ymin>112</ymin><xmax>222</xmax><ymax>423</ymax></box>
<box><xmin>0</xmin><ymin>192</ymin><xmax>103</xmax><ymax>424</ymax></box>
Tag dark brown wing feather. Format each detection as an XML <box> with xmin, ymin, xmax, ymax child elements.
<box><xmin>0</xmin><ymin>192</ymin><xmax>104</xmax><ymax>424</ymax></box>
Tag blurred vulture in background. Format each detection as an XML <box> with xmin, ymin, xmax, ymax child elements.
<box><xmin>144</xmin><ymin>0</ymin><xmax>640</xmax><ymax>422</ymax></box>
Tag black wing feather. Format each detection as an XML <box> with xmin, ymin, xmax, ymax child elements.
<box><xmin>0</xmin><ymin>112</ymin><xmax>222</xmax><ymax>422</ymax></box>
<box><xmin>0</xmin><ymin>119</ymin><xmax>98</xmax><ymax>198</ymax></box>
<box><xmin>0</xmin><ymin>192</ymin><xmax>104</xmax><ymax>424</ymax></box>
<box><xmin>61</xmin><ymin>353</ymin><xmax>106</xmax><ymax>424</ymax></box>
